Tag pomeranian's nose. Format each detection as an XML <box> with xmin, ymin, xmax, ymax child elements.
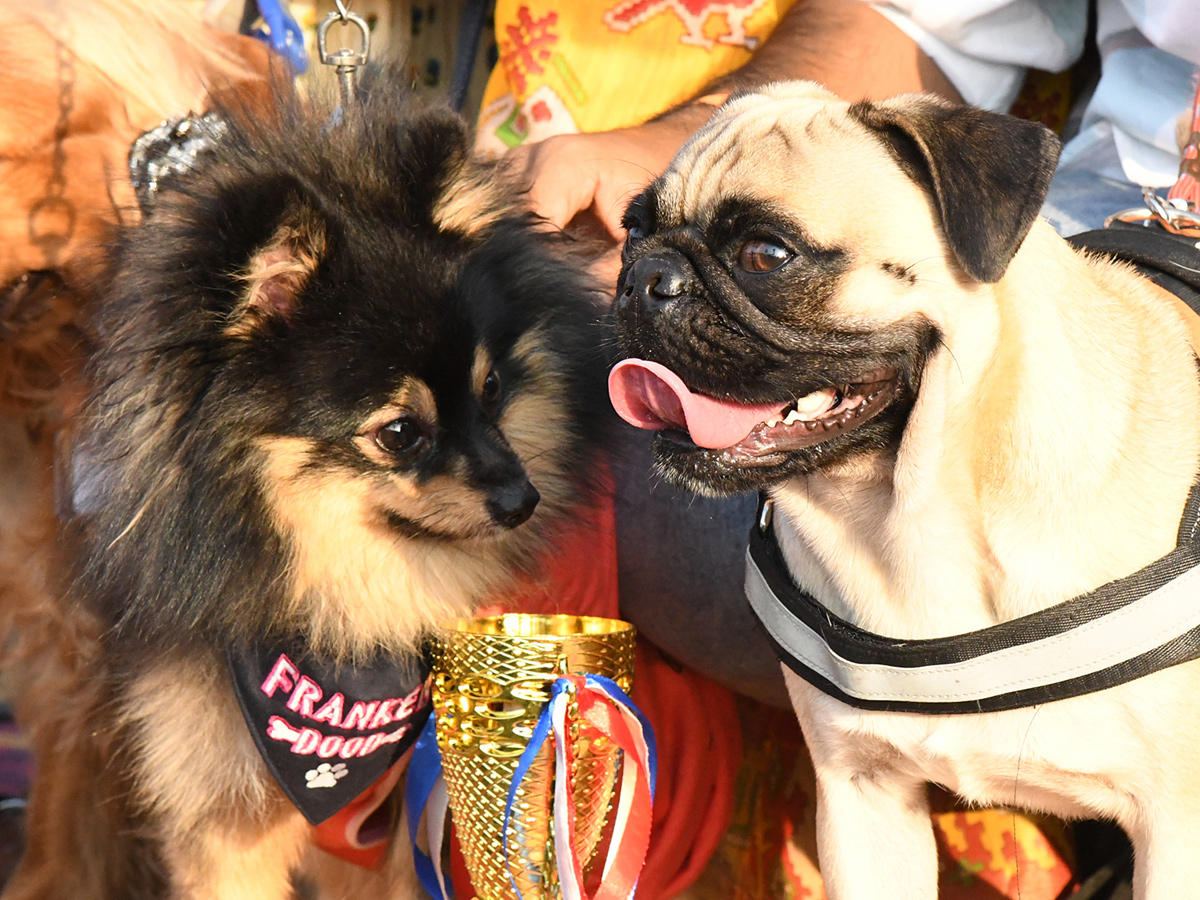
<box><xmin>487</xmin><ymin>480</ymin><xmax>541</xmax><ymax>529</ymax></box>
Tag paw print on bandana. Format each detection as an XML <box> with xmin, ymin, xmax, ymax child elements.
<box><xmin>304</xmin><ymin>762</ymin><xmax>348</xmax><ymax>789</ymax></box>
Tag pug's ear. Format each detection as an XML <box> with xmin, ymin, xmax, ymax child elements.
<box><xmin>850</xmin><ymin>96</ymin><xmax>1061</xmax><ymax>283</ymax></box>
<box><xmin>225</xmin><ymin>205</ymin><xmax>325</xmax><ymax>338</ymax></box>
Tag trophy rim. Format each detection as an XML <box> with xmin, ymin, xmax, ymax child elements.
<box><xmin>437</xmin><ymin>613</ymin><xmax>635</xmax><ymax>641</ymax></box>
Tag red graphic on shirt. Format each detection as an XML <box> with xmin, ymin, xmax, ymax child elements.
<box><xmin>500</xmin><ymin>6</ymin><xmax>560</xmax><ymax>95</ymax></box>
<box><xmin>603</xmin><ymin>0</ymin><xmax>769</xmax><ymax>50</ymax></box>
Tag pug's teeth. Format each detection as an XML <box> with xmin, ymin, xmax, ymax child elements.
<box><xmin>765</xmin><ymin>417</ymin><xmax>781</xmax><ymax>428</ymax></box>
<box><xmin>783</xmin><ymin>410</ymin><xmax>803</xmax><ymax>425</ymax></box>
<box><xmin>794</xmin><ymin>388</ymin><xmax>836</xmax><ymax>417</ymax></box>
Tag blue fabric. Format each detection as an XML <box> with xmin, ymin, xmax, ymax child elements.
<box><xmin>1042</xmin><ymin>166</ymin><xmax>1148</xmax><ymax>236</ymax></box>
<box><xmin>253</xmin><ymin>0</ymin><xmax>308</xmax><ymax>72</ymax></box>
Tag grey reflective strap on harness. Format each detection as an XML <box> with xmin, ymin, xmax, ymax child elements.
<box><xmin>745</xmin><ymin>484</ymin><xmax>1200</xmax><ymax>714</ymax></box>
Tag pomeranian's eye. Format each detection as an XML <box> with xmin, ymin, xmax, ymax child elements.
<box><xmin>375</xmin><ymin>417</ymin><xmax>427</xmax><ymax>459</ymax></box>
<box><xmin>481</xmin><ymin>369</ymin><xmax>502</xmax><ymax>407</ymax></box>
<box><xmin>737</xmin><ymin>240</ymin><xmax>792</xmax><ymax>273</ymax></box>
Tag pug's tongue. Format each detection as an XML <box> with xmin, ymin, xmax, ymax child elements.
<box><xmin>609</xmin><ymin>359</ymin><xmax>785</xmax><ymax>450</ymax></box>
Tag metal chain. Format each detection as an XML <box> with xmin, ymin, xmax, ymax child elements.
<box><xmin>1105</xmin><ymin>187</ymin><xmax>1200</xmax><ymax>239</ymax></box>
<box><xmin>28</xmin><ymin>36</ymin><xmax>77</xmax><ymax>264</ymax></box>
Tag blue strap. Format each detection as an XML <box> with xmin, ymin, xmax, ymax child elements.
<box><xmin>501</xmin><ymin>678</ymin><xmax>565</xmax><ymax>900</ymax></box>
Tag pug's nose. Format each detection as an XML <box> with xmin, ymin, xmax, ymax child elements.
<box><xmin>620</xmin><ymin>254</ymin><xmax>692</xmax><ymax>313</ymax></box>
<box><xmin>487</xmin><ymin>480</ymin><xmax>541</xmax><ymax>529</ymax></box>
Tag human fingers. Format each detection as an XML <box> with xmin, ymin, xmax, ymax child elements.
<box><xmin>508</xmin><ymin>135</ymin><xmax>602</xmax><ymax>230</ymax></box>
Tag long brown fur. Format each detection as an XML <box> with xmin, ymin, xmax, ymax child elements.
<box><xmin>0</xmin><ymin>2</ymin><xmax>269</xmax><ymax>895</ymax></box>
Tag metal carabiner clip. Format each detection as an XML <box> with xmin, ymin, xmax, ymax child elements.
<box><xmin>318</xmin><ymin>1</ymin><xmax>371</xmax><ymax>113</ymax></box>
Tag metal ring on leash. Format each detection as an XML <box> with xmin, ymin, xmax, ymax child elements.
<box><xmin>1106</xmin><ymin>187</ymin><xmax>1200</xmax><ymax>238</ymax></box>
<box><xmin>318</xmin><ymin>3</ymin><xmax>371</xmax><ymax>112</ymax></box>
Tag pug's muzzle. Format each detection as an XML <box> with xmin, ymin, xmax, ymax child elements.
<box><xmin>610</xmin><ymin>225</ymin><xmax>931</xmax><ymax>497</ymax></box>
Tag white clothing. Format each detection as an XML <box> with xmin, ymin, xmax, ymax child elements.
<box><xmin>867</xmin><ymin>0</ymin><xmax>1199</xmax><ymax>189</ymax></box>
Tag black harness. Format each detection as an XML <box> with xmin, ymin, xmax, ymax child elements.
<box><xmin>746</xmin><ymin>227</ymin><xmax>1200</xmax><ymax>714</ymax></box>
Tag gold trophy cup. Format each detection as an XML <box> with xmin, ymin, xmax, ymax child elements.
<box><xmin>429</xmin><ymin>613</ymin><xmax>637</xmax><ymax>900</ymax></box>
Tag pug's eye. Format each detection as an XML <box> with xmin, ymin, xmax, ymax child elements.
<box><xmin>737</xmin><ymin>240</ymin><xmax>792</xmax><ymax>273</ymax></box>
<box><xmin>375</xmin><ymin>417</ymin><xmax>428</xmax><ymax>459</ymax></box>
<box><xmin>621</xmin><ymin>210</ymin><xmax>650</xmax><ymax>241</ymax></box>
<box><xmin>481</xmin><ymin>369</ymin><xmax>502</xmax><ymax>408</ymax></box>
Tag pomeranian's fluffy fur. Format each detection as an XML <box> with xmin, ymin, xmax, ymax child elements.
<box><xmin>6</xmin><ymin>64</ymin><xmax>610</xmax><ymax>899</ymax></box>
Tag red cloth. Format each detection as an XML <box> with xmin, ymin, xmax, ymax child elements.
<box><xmin>312</xmin><ymin>756</ymin><xmax>407</xmax><ymax>868</ymax></box>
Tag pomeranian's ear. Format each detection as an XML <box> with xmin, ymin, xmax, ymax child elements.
<box><xmin>433</xmin><ymin>155</ymin><xmax>510</xmax><ymax>237</ymax></box>
<box><xmin>225</xmin><ymin>206</ymin><xmax>325</xmax><ymax>338</ymax></box>
<box><xmin>393</xmin><ymin>108</ymin><xmax>510</xmax><ymax>237</ymax></box>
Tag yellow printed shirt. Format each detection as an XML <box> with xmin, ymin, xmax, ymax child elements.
<box><xmin>476</xmin><ymin>0</ymin><xmax>798</xmax><ymax>155</ymax></box>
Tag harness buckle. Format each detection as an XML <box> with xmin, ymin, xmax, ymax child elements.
<box><xmin>758</xmin><ymin>497</ymin><xmax>774</xmax><ymax>533</ymax></box>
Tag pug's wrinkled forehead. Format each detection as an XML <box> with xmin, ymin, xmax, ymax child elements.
<box><xmin>636</xmin><ymin>82</ymin><xmax>941</xmax><ymax>285</ymax></box>
<box><xmin>638</xmin><ymin>80</ymin><xmax>1060</xmax><ymax>286</ymax></box>
<box><xmin>657</xmin><ymin>82</ymin><xmax>849</xmax><ymax>219</ymax></box>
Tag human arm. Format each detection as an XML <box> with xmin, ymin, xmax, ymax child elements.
<box><xmin>507</xmin><ymin>0</ymin><xmax>963</xmax><ymax>258</ymax></box>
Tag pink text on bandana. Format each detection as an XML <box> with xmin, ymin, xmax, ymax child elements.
<box><xmin>260</xmin><ymin>652</ymin><xmax>428</xmax><ymax>758</ymax></box>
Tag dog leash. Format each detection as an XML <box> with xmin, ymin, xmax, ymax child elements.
<box><xmin>317</xmin><ymin>0</ymin><xmax>370</xmax><ymax>117</ymax></box>
<box><xmin>128</xmin><ymin>1</ymin><xmax>369</xmax><ymax>215</ymax></box>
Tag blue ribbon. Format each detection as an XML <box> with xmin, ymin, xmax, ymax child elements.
<box><xmin>582</xmin><ymin>674</ymin><xmax>658</xmax><ymax>799</ymax></box>
<box><xmin>502</xmin><ymin>678</ymin><xmax>568</xmax><ymax>899</ymax></box>
<box><xmin>405</xmin><ymin>715</ymin><xmax>453</xmax><ymax>900</ymax></box>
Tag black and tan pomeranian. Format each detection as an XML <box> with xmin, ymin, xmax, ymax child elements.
<box><xmin>6</xmin><ymin>65</ymin><xmax>610</xmax><ymax>899</ymax></box>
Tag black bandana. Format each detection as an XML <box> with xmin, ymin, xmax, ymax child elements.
<box><xmin>227</xmin><ymin>642</ymin><xmax>431</xmax><ymax>825</ymax></box>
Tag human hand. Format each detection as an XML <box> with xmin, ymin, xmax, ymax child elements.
<box><xmin>505</xmin><ymin>107</ymin><xmax>712</xmax><ymax>286</ymax></box>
